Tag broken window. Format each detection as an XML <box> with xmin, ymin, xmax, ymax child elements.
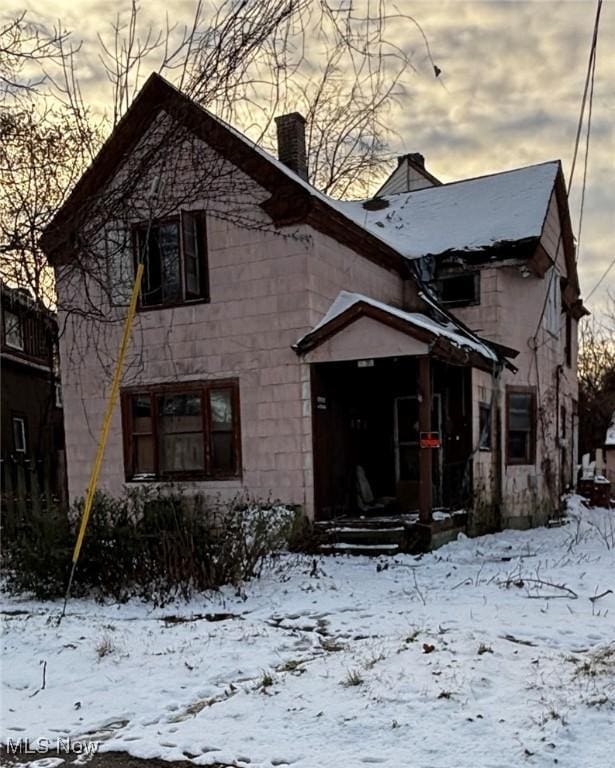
<box><xmin>479</xmin><ymin>402</ymin><xmax>492</xmax><ymax>451</ymax></box>
<box><xmin>121</xmin><ymin>380</ymin><xmax>240</xmax><ymax>480</ymax></box>
<box><xmin>506</xmin><ymin>387</ymin><xmax>536</xmax><ymax>465</ymax></box>
<box><xmin>435</xmin><ymin>272</ymin><xmax>480</xmax><ymax>308</ymax></box>
<box><xmin>107</xmin><ymin>212</ymin><xmax>208</xmax><ymax>308</ymax></box>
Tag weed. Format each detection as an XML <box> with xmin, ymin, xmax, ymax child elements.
<box><xmin>96</xmin><ymin>635</ymin><xmax>115</xmax><ymax>659</ymax></box>
<box><xmin>342</xmin><ymin>669</ymin><xmax>364</xmax><ymax>687</ymax></box>
<box><xmin>477</xmin><ymin>643</ymin><xmax>493</xmax><ymax>655</ymax></box>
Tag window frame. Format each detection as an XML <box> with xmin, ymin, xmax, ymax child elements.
<box><xmin>505</xmin><ymin>386</ymin><xmax>537</xmax><ymax>466</ymax></box>
<box><xmin>132</xmin><ymin>211</ymin><xmax>209</xmax><ymax>311</ymax></box>
<box><xmin>12</xmin><ymin>414</ymin><xmax>27</xmax><ymax>453</ymax></box>
<box><xmin>434</xmin><ymin>271</ymin><xmax>480</xmax><ymax>309</ymax></box>
<box><xmin>121</xmin><ymin>379</ymin><xmax>241</xmax><ymax>481</ymax></box>
<box><xmin>478</xmin><ymin>401</ymin><xmax>492</xmax><ymax>452</ymax></box>
<box><xmin>3</xmin><ymin>309</ymin><xmax>24</xmax><ymax>351</ymax></box>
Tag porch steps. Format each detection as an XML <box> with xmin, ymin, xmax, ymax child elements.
<box><xmin>315</xmin><ymin>518</ymin><xmax>408</xmax><ymax>556</ymax></box>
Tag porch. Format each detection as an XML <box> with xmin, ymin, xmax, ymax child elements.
<box><xmin>310</xmin><ymin>354</ymin><xmax>474</xmax><ymax>550</ymax></box>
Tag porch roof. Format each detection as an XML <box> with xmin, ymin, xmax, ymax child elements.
<box><xmin>294</xmin><ymin>291</ymin><xmax>505</xmax><ymax>370</ymax></box>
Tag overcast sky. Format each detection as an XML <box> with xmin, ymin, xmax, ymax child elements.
<box><xmin>9</xmin><ymin>0</ymin><xmax>614</xmax><ymax>319</ymax></box>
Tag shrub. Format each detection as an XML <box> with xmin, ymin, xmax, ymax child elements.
<box><xmin>1</xmin><ymin>487</ymin><xmax>297</xmax><ymax>604</ymax></box>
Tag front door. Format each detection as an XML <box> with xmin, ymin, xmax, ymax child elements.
<box><xmin>394</xmin><ymin>394</ymin><xmax>443</xmax><ymax>507</ymax></box>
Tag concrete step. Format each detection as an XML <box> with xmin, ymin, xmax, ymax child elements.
<box><xmin>324</xmin><ymin>526</ymin><xmax>405</xmax><ymax>546</ymax></box>
<box><xmin>319</xmin><ymin>542</ymin><xmax>401</xmax><ymax>557</ymax></box>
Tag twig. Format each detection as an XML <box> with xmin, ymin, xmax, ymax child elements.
<box><xmin>589</xmin><ymin>589</ymin><xmax>613</xmax><ymax>603</ymax></box>
<box><xmin>498</xmin><ymin>577</ymin><xmax>578</xmax><ymax>599</ymax></box>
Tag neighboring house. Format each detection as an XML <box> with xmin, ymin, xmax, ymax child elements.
<box><xmin>40</xmin><ymin>73</ymin><xmax>586</xmax><ymax>536</ymax></box>
<box><xmin>605</xmin><ymin>412</ymin><xmax>615</xmax><ymax>484</ymax></box>
<box><xmin>0</xmin><ymin>283</ymin><xmax>65</xmax><ymax>502</ymax></box>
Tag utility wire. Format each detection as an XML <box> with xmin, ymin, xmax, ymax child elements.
<box><xmin>575</xmin><ymin>5</ymin><xmax>599</xmax><ymax>262</ymax></box>
<box><xmin>585</xmin><ymin>256</ymin><xmax>615</xmax><ymax>302</ymax></box>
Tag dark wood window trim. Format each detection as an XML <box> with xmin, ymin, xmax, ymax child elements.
<box><xmin>121</xmin><ymin>379</ymin><xmax>241</xmax><ymax>482</ymax></box>
<box><xmin>505</xmin><ymin>385</ymin><xmax>537</xmax><ymax>466</ymax></box>
<box><xmin>434</xmin><ymin>271</ymin><xmax>480</xmax><ymax>309</ymax></box>
<box><xmin>132</xmin><ymin>211</ymin><xmax>210</xmax><ymax>312</ymax></box>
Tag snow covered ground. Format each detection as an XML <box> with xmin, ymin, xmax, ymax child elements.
<box><xmin>2</xmin><ymin>496</ymin><xmax>614</xmax><ymax>768</ymax></box>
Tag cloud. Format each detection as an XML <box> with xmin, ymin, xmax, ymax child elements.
<box><xmin>4</xmin><ymin>0</ymin><xmax>614</xmax><ymax>316</ymax></box>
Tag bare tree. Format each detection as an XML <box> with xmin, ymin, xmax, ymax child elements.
<box><xmin>1</xmin><ymin>0</ymin><xmax>439</xmax><ymax>323</ymax></box>
<box><xmin>578</xmin><ymin>296</ymin><xmax>615</xmax><ymax>457</ymax></box>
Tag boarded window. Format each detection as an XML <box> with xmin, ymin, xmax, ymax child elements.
<box><xmin>121</xmin><ymin>380</ymin><xmax>240</xmax><ymax>480</ymax></box>
<box><xmin>506</xmin><ymin>388</ymin><xmax>536</xmax><ymax>465</ymax></box>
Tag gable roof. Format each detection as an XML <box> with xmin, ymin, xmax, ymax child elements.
<box><xmin>40</xmin><ymin>73</ymin><xmax>583</xmax><ymax>310</ymax></box>
<box><xmin>294</xmin><ymin>290</ymin><xmax>517</xmax><ymax>372</ymax></box>
<box><xmin>39</xmin><ymin>73</ymin><xmax>407</xmax><ymax>275</ymax></box>
<box><xmin>332</xmin><ymin>161</ymin><xmax>560</xmax><ymax>260</ymax></box>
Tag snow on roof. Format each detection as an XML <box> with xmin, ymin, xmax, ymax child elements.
<box><xmin>177</xmin><ymin>79</ymin><xmax>558</xmax><ymax>264</ymax></box>
<box><xmin>297</xmin><ymin>290</ymin><xmax>498</xmax><ymax>362</ymax></box>
<box><xmin>329</xmin><ymin>161</ymin><xmax>560</xmax><ymax>260</ymax></box>
<box><xmin>606</xmin><ymin>412</ymin><xmax>615</xmax><ymax>447</ymax></box>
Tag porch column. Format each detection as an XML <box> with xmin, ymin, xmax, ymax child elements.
<box><xmin>418</xmin><ymin>356</ymin><xmax>432</xmax><ymax>524</ymax></box>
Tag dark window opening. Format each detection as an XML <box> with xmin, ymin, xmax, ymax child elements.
<box><xmin>479</xmin><ymin>402</ymin><xmax>492</xmax><ymax>451</ymax></box>
<box><xmin>435</xmin><ymin>272</ymin><xmax>480</xmax><ymax>308</ymax></box>
<box><xmin>134</xmin><ymin>211</ymin><xmax>208</xmax><ymax>309</ymax></box>
<box><xmin>506</xmin><ymin>388</ymin><xmax>536</xmax><ymax>465</ymax></box>
<box><xmin>564</xmin><ymin>313</ymin><xmax>572</xmax><ymax>367</ymax></box>
<box><xmin>121</xmin><ymin>380</ymin><xmax>240</xmax><ymax>480</ymax></box>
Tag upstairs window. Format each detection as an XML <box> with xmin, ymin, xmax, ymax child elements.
<box><xmin>544</xmin><ymin>268</ymin><xmax>560</xmax><ymax>336</ymax></box>
<box><xmin>435</xmin><ymin>272</ymin><xmax>480</xmax><ymax>308</ymax></box>
<box><xmin>135</xmin><ymin>212</ymin><xmax>209</xmax><ymax>308</ymax></box>
<box><xmin>3</xmin><ymin>310</ymin><xmax>24</xmax><ymax>350</ymax></box>
<box><xmin>121</xmin><ymin>380</ymin><xmax>241</xmax><ymax>481</ymax></box>
<box><xmin>506</xmin><ymin>387</ymin><xmax>536</xmax><ymax>465</ymax></box>
<box><xmin>106</xmin><ymin>211</ymin><xmax>209</xmax><ymax>308</ymax></box>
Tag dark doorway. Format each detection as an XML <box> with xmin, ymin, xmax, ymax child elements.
<box><xmin>311</xmin><ymin>356</ymin><xmax>472</xmax><ymax>519</ymax></box>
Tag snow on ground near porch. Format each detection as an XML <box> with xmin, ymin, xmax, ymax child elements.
<box><xmin>2</xmin><ymin>496</ymin><xmax>614</xmax><ymax>768</ymax></box>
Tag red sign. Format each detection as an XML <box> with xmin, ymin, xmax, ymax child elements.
<box><xmin>420</xmin><ymin>432</ymin><xmax>441</xmax><ymax>449</ymax></box>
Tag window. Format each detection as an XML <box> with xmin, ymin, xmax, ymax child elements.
<box><xmin>434</xmin><ymin>272</ymin><xmax>480</xmax><ymax>308</ymax></box>
<box><xmin>564</xmin><ymin>313</ymin><xmax>572</xmax><ymax>367</ymax></box>
<box><xmin>134</xmin><ymin>211</ymin><xmax>208</xmax><ymax>308</ymax></box>
<box><xmin>121</xmin><ymin>380</ymin><xmax>240</xmax><ymax>480</ymax></box>
<box><xmin>12</xmin><ymin>416</ymin><xmax>27</xmax><ymax>453</ymax></box>
<box><xmin>506</xmin><ymin>387</ymin><xmax>536</xmax><ymax>465</ymax></box>
<box><xmin>4</xmin><ymin>310</ymin><xmax>24</xmax><ymax>350</ymax></box>
<box><xmin>545</xmin><ymin>268</ymin><xmax>560</xmax><ymax>336</ymax></box>
<box><xmin>479</xmin><ymin>402</ymin><xmax>492</xmax><ymax>451</ymax></box>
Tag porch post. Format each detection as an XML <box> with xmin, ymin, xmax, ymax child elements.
<box><xmin>418</xmin><ymin>356</ymin><xmax>432</xmax><ymax>524</ymax></box>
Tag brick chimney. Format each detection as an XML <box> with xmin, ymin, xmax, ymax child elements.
<box><xmin>398</xmin><ymin>152</ymin><xmax>425</xmax><ymax>169</ymax></box>
<box><xmin>275</xmin><ymin>112</ymin><xmax>308</xmax><ymax>181</ymax></box>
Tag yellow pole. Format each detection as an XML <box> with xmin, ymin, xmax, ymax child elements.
<box><xmin>60</xmin><ymin>263</ymin><xmax>144</xmax><ymax>619</ymax></box>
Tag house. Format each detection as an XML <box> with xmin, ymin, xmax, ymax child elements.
<box><xmin>1</xmin><ymin>282</ymin><xmax>66</xmax><ymax>504</ymax></box>
<box><xmin>605</xmin><ymin>412</ymin><xmax>615</xmax><ymax>484</ymax></box>
<box><xmin>40</xmin><ymin>73</ymin><xmax>587</xmax><ymax>542</ymax></box>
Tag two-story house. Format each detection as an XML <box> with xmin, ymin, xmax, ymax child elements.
<box><xmin>1</xmin><ymin>282</ymin><xmax>66</xmax><ymax>503</ymax></box>
<box><xmin>40</xmin><ymin>73</ymin><xmax>586</xmax><ymax>541</ymax></box>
